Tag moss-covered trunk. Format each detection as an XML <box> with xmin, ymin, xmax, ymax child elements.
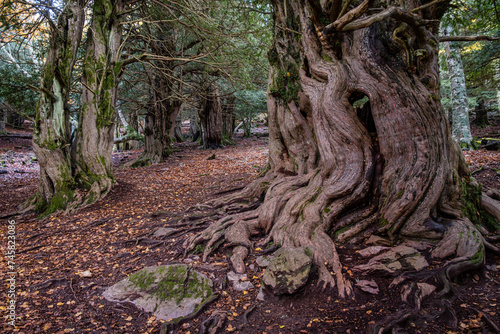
<box><xmin>29</xmin><ymin>0</ymin><xmax>85</xmax><ymax>215</ymax></box>
<box><xmin>74</xmin><ymin>0</ymin><xmax>123</xmax><ymax>205</ymax></box>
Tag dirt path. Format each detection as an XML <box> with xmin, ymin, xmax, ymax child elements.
<box><xmin>1</xmin><ymin>126</ymin><xmax>499</xmax><ymax>334</ymax></box>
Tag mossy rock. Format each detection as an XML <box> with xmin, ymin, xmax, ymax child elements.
<box><xmin>103</xmin><ymin>265</ymin><xmax>213</xmax><ymax>321</ymax></box>
<box><xmin>262</xmin><ymin>247</ymin><xmax>312</xmax><ymax>295</ymax></box>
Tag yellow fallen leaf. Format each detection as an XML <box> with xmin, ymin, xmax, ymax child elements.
<box><xmin>126</xmin><ymin>316</ymin><xmax>133</xmax><ymax>321</ymax></box>
<box><xmin>366</xmin><ymin>310</ymin><xmax>372</xmax><ymax>314</ymax></box>
<box><xmin>57</xmin><ymin>302</ymin><xmax>64</xmax><ymax>306</ymax></box>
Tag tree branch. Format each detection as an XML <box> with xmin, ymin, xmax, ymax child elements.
<box><xmin>327</xmin><ymin>0</ymin><xmax>374</xmax><ymax>31</ymax></box>
<box><xmin>438</xmin><ymin>35</ymin><xmax>500</xmax><ymax>42</ymax></box>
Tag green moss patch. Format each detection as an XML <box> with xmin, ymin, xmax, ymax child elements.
<box><xmin>103</xmin><ymin>265</ymin><xmax>214</xmax><ymax>321</ymax></box>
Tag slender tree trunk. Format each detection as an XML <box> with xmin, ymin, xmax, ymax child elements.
<box><xmin>74</xmin><ymin>0</ymin><xmax>123</xmax><ymax>205</ymax></box>
<box><xmin>442</xmin><ymin>24</ymin><xmax>473</xmax><ymax>147</ymax></box>
<box><xmin>199</xmin><ymin>84</ymin><xmax>223</xmax><ymax>149</ymax></box>
<box><xmin>186</xmin><ymin>2</ymin><xmax>498</xmax><ymax>316</ymax></box>
<box><xmin>29</xmin><ymin>0</ymin><xmax>85</xmax><ymax>215</ymax></box>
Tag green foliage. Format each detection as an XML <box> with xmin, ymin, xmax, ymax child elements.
<box><xmin>234</xmin><ymin>90</ymin><xmax>267</xmax><ymax>137</ymax></box>
<box><xmin>269</xmin><ymin>64</ymin><xmax>301</xmax><ymax>104</ymax></box>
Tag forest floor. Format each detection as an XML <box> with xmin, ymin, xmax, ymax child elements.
<box><xmin>0</xmin><ymin>122</ymin><xmax>499</xmax><ymax>334</ymax></box>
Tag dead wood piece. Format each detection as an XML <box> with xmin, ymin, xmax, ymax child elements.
<box><xmin>18</xmin><ymin>245</ymin><xmax>44</xmax><ymax>254</ymax></box>
<box><xmin>30</xmin><ymin>278</ymin><xmax>67</xmax><ymax>291</ymax></box>
<box><xmin>242</xmin><ymin>305</ymin><xmax>256</xmax><ymax>324</ymax></box>
<box><xmin>199</xmin><ymin>310</ymin><xmax>226</xmax><ymax>334</ymax></box>
<box><xmin>482</xmin><ymin>194</ymin><xmax>500</xmax><ymax>222</ymax></box>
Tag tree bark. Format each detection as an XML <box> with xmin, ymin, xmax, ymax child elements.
<box><xmin>186</xmin><ymin>1</ymin><xmax>489</xmax><ymax>309</ymax></box>
<box><xmin>29</xmin><ymin>0</ymin><xmax>85</xmax><ymax>215</ymax></box>
<box><xmin>222</xmin><ymin>96</ymin><xmax>235</xmax><ymax>139</ymax></box>
<box><xmin>189</xmin><ymin>110</ymin><xmax>200</xmax><ymax>142</ymax></box>
<box><xmin>138</xmin><ymin>29</ymin><xmax>181</xmax><ymax>164</ymax></box>
<box><xmin>473</xmin><ymin>98</ymin><xmax>490</xmax><ymax>127</ymax></box>
<box><xmin>74</xmin><ymin>0</ymin><xmax>124</xmax><ymax>206</ymax></box>
<box><xmin>199</xmin><ymin>84</ymin><xmax>223</xmax><ymax>149</ymax></box>
<box><xmin>442</xmin><ymin>24</ymin><xmax>473</xmax><ymax>147</ymax></box>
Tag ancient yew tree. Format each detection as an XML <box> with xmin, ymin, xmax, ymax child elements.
<box><xmin>185</xmin><ymin>0</ymin><xmax>500</xmax><ymax>329</ymax></box>
<box><xmin>30</xmin><ymin>0</ymin><xmax>85</xmax><ymax>214</ymax></box>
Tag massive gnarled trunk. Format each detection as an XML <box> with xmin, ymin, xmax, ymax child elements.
<box><xmin>74</xmin><ymin>0</ymin><xmax>123</xmax><ymax>205</ymax></box>
<box><xmin>29</xmin><ymin>0</ymin><xmax>85</xmax><ymax>215</ymax></box>
<box><xmin>186</xmin><ymin>1</ymin><xmax>500</xmax><ymax>315</ymax></box>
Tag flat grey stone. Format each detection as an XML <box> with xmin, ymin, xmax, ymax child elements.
<box><xmin>103</xmin><ymin>265</ymin><xmax>213</xmax><ymax>321</ymax></box>
<box><xmin>256</xmin><ymin>287</ymin><xmax>265</xmax><ymax>301</ymax></box>
<box><xmin>227</xmin><ymin>271</ymin><xmax>254</xmax><ymax>291</ymax></box>
<box><xmin>358</xmin><ymin>246</ymin><xmax>389</xmax><ymax>257</ymax></box>
<box><xmin>262</xmin><ymin>246</ymin><xmax>312</xmax><ymax>295</ymax></box>
<box><xmin>355</xmin><ymin>280</ymin><xmax>379</xmax><ymax>294</ymax></box>
<box><xmin>354</xmin><ymin>245</ymin><xmax>428</xmax><ymax>275</ymax></box>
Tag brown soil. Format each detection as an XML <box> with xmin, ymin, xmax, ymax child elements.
<box><xmin>0</xmin><ymin>123</ymin><xmax>499</xmax><ymax>334</ymax></box>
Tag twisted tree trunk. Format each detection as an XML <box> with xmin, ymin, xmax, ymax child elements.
<box><xmin>29</xmin><ymin>0</ymin><xmax>85</xmax><ymax>215</ymax></box>
<box><xmin>186</xmin><ymin>0</ymin><xmax>500</xmax><ymax>310</ymax></box>
<box><xmin>74</xmin><ymin>0</ymin><xmax>124</xmax><ymax>206</ymax></box>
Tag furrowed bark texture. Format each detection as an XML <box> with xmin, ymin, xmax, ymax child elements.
<box><xmin>199</xmin><ymin>85</ymin><xmax>223</xmax><ymax>149</ymax></box>
<box><xmin>185</xmin><ymin>0</ymin><xmax>492</xmax><ymax>309</ymax></box>
<box><xmin>30</xmin><ymin>0</ymin><xmax>85</xmax><ymax>214</ymax></box>
<box><xmin>75</xmin><ymin>0</ymin><xmax>124</xmax><ymax>205</ymax></box>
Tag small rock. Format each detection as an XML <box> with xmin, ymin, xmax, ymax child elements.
<box><xmin>152</xmin><ymin>227</ymin><xmax>176</xmax><ymax>238</ymax></box>
<box><xmin>256</xmin><ymin>256</ymin><xmax>271</xmax><ymax>267</ymax></box>
<box><xmin>262</xmin><ymin>247</ymin><xmax>312</xmax><ymax>295</ymax></box>
<box><xmin>183</xmin><ymin>258</ymin><xmax>193</xmax><ymax>264</ymax></box>
<box><xmin>78</xmin><ymin>270</ymin><xmax>93</xmax><ymax>278</ymax></box>
<box><xmin>227</xmin><ymin>271</ymin><xmax>254</xmax><ymax>291</ymax></box>
<box><xmin>233</xmin><ymin>280</ymin><xmax>254</xmax><ymax>291</ymax></box>
<box><xmin>358</xmin><ymin>246</ymin><xmax>389</xmax><ymax>257</ymax></box>
<box><xmin>356</xmin><ymin>280</ymin><xmax>379</xmax><ymax>294</ymax></box>
<box><xmin>256</xmin><ymin>287</ymin><xmax>265</xmax><ymax>301</ymax></box>
<box><xmin>248</xmin><ymin>264</ymin><xmax>255</xmax><ymax>271</ymax></box>
<box><xmin>366</xmin><ymin>235</ymin><xmax>391</xmax><ymax>246</ymax></box>
<box><xmin>486</xmin><ymin>265</ymin><xmax>498</xmax><ymax>272</ymax></box>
